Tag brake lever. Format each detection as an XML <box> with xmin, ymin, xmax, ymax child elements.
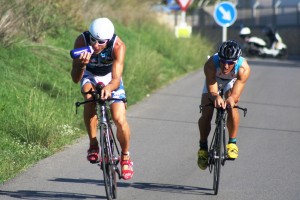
<box><xmin>75</xmin><ymin>102</ymin><xmax>80</xmax><ymax>114</ymax></box>
<box><xmin>243</xmin><ymin>108</ymin><xmax>247</xmax><ymax>117</ymax></box>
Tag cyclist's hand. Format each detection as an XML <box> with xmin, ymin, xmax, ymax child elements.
<box><xmin>214</xmin><ymin>96</ymin><xmax>226</xmax><ymax>109</ymax></box>
<box><xmin>226</xmin><ymin>96</ymin><xmax>235</xmax><ymax>109</ymax></box>
<box><xmin>101</xmin><ymin>86</ymin><xmax>112</xmax><ymax>100</ymax></box>
<box><xmin>79</xmin><ymin>51</ymin><xmax>91</xmax><ymax>65</ymax></box>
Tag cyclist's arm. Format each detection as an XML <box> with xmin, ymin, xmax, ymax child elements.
<box><xmin>71</xmin><ymin>35</ymin><xmax>91</xmax><ymax>83</ymax></box>
<box><xmin>204</xmin><ymin>57</ymin><xmax>221</xmax><ymax>102</ymax></box>
<box><xmin>226</xmin><ymin>59</ymin><xmax>251</xmax><ymax>107</ymax></box>
<box><xmin>101</xmin><ymin>37</ymin><xmax>126</xmax><ymax>99</ymax></box>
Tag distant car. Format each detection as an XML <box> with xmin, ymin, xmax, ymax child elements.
<box><xmin>152</xmin><ymin>0</ymin><xmax>181</xmax><ymax>13</ymax></box>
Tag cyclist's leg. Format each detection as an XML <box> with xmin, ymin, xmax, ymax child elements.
<box><xmin>111</xmin><ymin>102</ymin><xmax>130</xmax><ymax>153</ymax></box>
<box><xmin>110</xmin><ymin>80</ymin><xmax>130</xmax><ymax>154</ymax></box>
<box><xmin>111</xmin><ymin>102</ymin><xmax>133</xmax><ymax>179</ymax></box>
<box><xmin>198</xmin><ymin>93</ymin><xmax>214</xmax><ymax>144</ymax></box>
<box><xmin>225</xmin><ymin>89</ymin><xmax>239</xmax><ymax>159</ymax></box>
<box><xmin>110</xmin><ymin>84</ymin><xmax>133</xmax><ymax>180</ymax></box>
<box><xmin>82</xmin><ymin>83</ymin><xmax>98</xmax><ymax>145</ymax></box>
<box><xmin>224</xmin><ymin>89</ymin><xmax>240</xmax><ymax>139</ymax></box>
<box><xmin>81</xmin><ymin>74</ymin><xmax>99</xmax><ymax>162</ymax></box>
<box><xmin>198</xmin><ymin>93</ymin><xmax>214</xmax><ymax>170</ymax></box>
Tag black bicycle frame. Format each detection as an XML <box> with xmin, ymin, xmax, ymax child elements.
<box><xmin>199</xmin><ymin>93</ymin><xmax>247</xmax><ymax>195</ymax></box>
<box><xmin>75</xmin><ymin>85</ymin><xmax>127</xmax><ymax>200</ymax></box>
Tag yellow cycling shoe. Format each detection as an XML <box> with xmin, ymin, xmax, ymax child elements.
<box><xmin>197</xmin><ymin>149</ymin><xmax>208</xmax><ymax>170</ymax></box>
<box><xmin>226</xmin><ymin>143</ymin><xmax>239</xmax><ymax>159</ymax></box>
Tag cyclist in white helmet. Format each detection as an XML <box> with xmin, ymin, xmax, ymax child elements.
<box><xmin>197</xmin><ymin>40</ymin><xmax>251</xmax><ymax>170</ymax></box>
<box><xmin>71</xmin><ymin>17</ymin><xmax>133</xmax><ymax>180</ymax></box>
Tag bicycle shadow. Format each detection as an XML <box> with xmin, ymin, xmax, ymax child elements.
<box><xmin>0</xmin><ymin>178</ymin><xmax>213</xmax><ymax>199</ymax></box>
<box><xmin>53</xmin><ymin>177</ymin><xmax>213</xmax><ymax>195</ymax></box>
<box><xmin>127</xmin><ymin>181</ymin><xmax>213</xmax><ymax>196</ymax></box>
<box><xmin>52</xmin><ymin>177</ymin><xmax>213</xmax><ymax>195</ymax></box>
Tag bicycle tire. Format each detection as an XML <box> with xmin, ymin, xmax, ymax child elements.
<box><xmin>109</xmin><ymin>125</ymin><xmax>118</xmax><ymax>199</ymax></box>
<box><xmin>213</xmin><ymin>113</ymin><xmax>223</xmax><ymax>195</ymax></box>
<box><xmin>221</xmin><ymin>120</ymin><xmax>227</xmax><ymax>166</ymax></box>
<box><xmin>100</xmin><ymin>125</ymin><xmax>117</xmax><ymax>200</ymax></box>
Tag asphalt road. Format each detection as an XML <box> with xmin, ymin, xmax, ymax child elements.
<box><xmin>1</xmin><ymin>57</ymin><xmax>300</xmax><ymax>200</ymax></box>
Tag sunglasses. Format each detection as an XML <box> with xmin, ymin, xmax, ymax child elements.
<box><xmin>90</xmin><ymin>36</ymin><xmax>108</xmax><ymax>45</ymax></box>
<box><xmin>220</xmin><ymin>59</ymin><xmax>236</xmax><ymax>65</ymax></box>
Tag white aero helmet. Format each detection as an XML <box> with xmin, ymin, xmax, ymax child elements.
<box><xmin>239</xmin><ymin>27</ymin><xmax>251</xmax><ymax>36</ymax></box>
<box><xmin>89</xmin><ymin>18</ymin><xmax>115</xmax><ymax>40</ymax></box>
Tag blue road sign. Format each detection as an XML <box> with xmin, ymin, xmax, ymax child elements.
<box><xmin>214</xmin><ymin>2</ymin><xmax>237</xmax><ymax>27</ymax></box>
<box><xmin>167</xmin><ymin>0</ymin><xmax>181</xmax><ymax>11</ymax></box>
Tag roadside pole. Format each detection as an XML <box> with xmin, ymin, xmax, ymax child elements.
<box><xmin>213</xmin><ymin>1</ymin><xmax>237</xmax><ymax>42</ymax></box>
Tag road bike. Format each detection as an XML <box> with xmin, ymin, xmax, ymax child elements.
<box><xmin>75</xmin><ymin>82</ymin><xmax>126</xmax><ymax>200</ymax></box>
<box><xmin>199</xmin><ymin>94</ymin><xmax>247</xmax><ymax>195</ymax></box>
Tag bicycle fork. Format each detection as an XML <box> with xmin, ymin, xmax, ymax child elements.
<box><xmin>99</xmin><ymin>124</ymin><xmax>122</xmax><ymax>179</ymax></box>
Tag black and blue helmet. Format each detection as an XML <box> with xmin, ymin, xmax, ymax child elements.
<box><xmin>218</xmin><ymin>40</ymin><xmax>242</xmax><ymax>61</ymax></box>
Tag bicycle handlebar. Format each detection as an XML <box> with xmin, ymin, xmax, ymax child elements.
<box><xmin>75</xmin><ymin>83</ymin><xmax>127</xmax><ymax>114</ymax></box>
<box><xmin>199</xmin><ymin>103</ymin><xmax>247</xmax><ymax>117</ymax></box>
<box><xmin>76</xmin><ymin>82</ymin><xmax>127</xmax><ymax>107</ymax></box>
<box><xmin>75</xmin><ymin>97</ymin><xmax>127</xmax><ymax>115</ymax></box>
<box><xmin>75</xmin><ymin>97</ymin><xmax>127</xmax><ymax>107</ymax></box>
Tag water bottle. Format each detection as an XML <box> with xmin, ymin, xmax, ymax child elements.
<box><xmin>70</xmin><ymin>46</ymin><xmax>94</xmax><ymax>59</ymax></box>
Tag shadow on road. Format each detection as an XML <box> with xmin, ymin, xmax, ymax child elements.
<box><xmin>0</xmin><ymin>178</ymin><xmax>213</xmax><ymax>199</ymax></box>
<box><xmin>0</xmin><ymin>189</ymin><xmax>105</xmax><ymax>199</ymax></box>
<box><xmin>128</xmin><ymin>181</ymin><xmax>213</xmax><ymax>195</ymax></box>
<box><xmin>52</xmin><ymin>178</ymin><xmax>213</xmax><ymax>195</ymax></box>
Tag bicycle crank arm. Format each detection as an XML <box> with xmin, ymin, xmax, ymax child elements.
<box><xmin>116</xmin><ymin>167</ymin><xmax>122</xmax><ymax>179</ymax></box>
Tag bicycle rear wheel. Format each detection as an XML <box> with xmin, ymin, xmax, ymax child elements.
<box><xmin>100</xmin><ymin>125</ymin><xmax>117</xmax><ymax>200</ymax></box>
<box><xmin>213</xmin><ymin>120</ymin><xmax>223</xmax><ymax>195</ymax></box>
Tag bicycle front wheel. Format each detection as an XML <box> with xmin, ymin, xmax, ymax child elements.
<box><xmin>100</xmin><ymin>125</ymin><xmax>117</xmax><ymax>200</ymax></box>
<box><xmin>213</xmin><ymin>122</ymin><xmax>223</xmax><ymax>195</ymax></box>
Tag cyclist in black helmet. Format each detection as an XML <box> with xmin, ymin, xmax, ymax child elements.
<box><xmin>197</xmin><ymin>40</ymin><xmax>251</xmax><ymax>170</ymax></box>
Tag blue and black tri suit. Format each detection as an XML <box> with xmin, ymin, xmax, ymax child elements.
<box><xmin>202</xmin><ymin>54</ymin><xmax>245</xmax><ymax>94</ymax></box>
<box><xmin>80</xmin><ymin>31</ymin><xmax>126</xmax><ymax>101</ymax></box>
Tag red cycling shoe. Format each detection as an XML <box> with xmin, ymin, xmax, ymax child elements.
<box><xmin>121</xmin><ymin>152</ymin><xmax>134</xmax><ymax>180</ymax></box>
<box><xmin>87</xmin><ymin>145</ymin><xmax>99</xmax><ymax>163</ymax></box>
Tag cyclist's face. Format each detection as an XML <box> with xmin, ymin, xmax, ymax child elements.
<box><xmin>90</xmin><ymin>37</ymin><xmax>108</xmax><ymax>53</ymax></box>
<box><xmin>220</xmin><ymin>59</ymin><xmax>236</xmax><ymax>74</ymax></box>
<box><xmin>91</xmin><ymin>42</ymin><xmax>107</xmax><ymax>53</ymax></box>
